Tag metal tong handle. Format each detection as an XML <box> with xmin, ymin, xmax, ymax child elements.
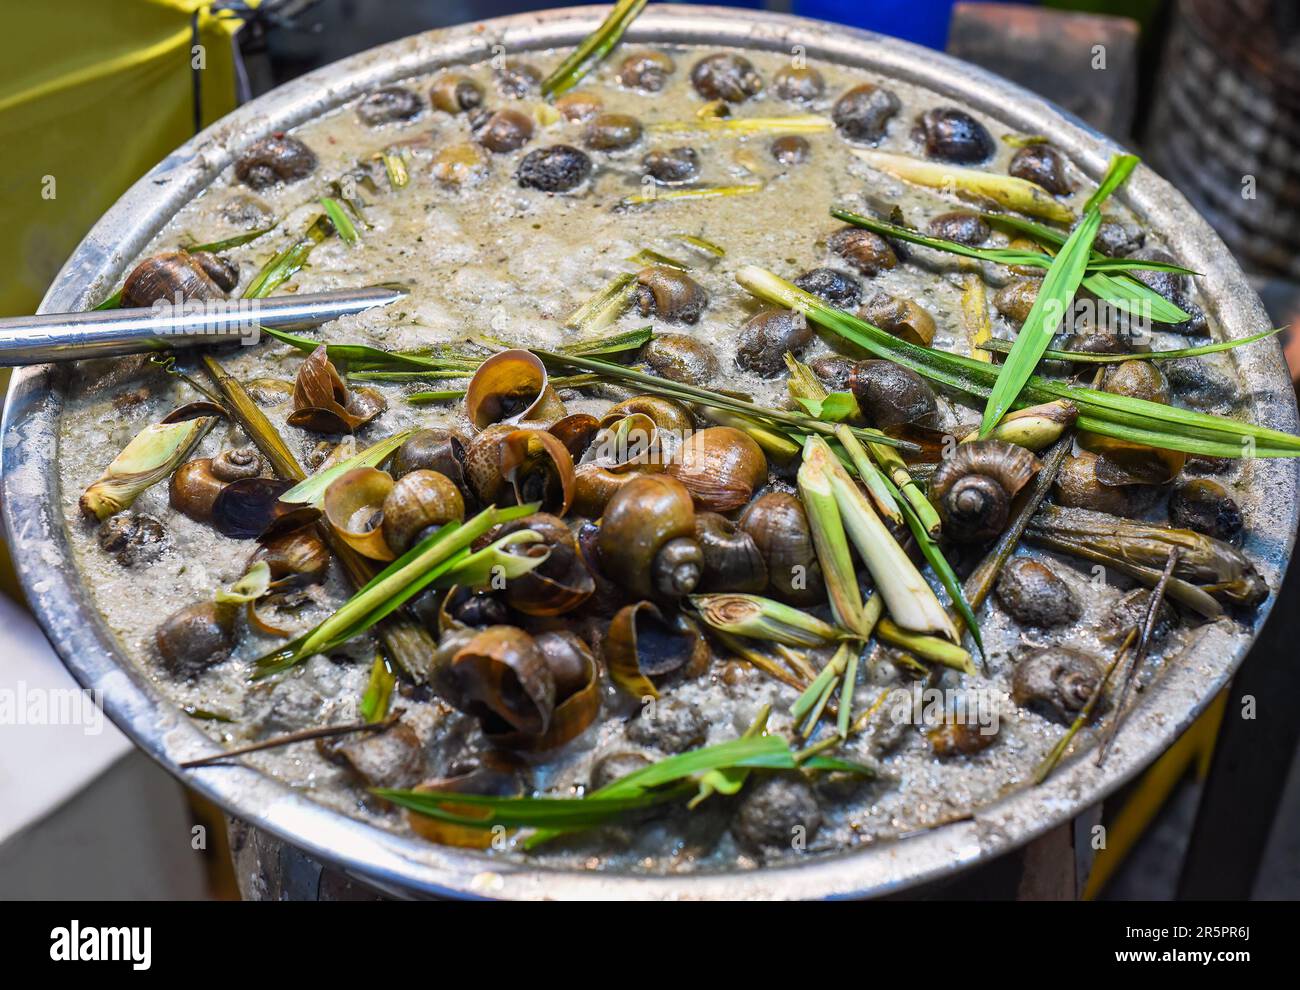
<box><xmin>0</xmin><ymin>283</ymin><xmax>408</xmax><ymax>367</ymax></box>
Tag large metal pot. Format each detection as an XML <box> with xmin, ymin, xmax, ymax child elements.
<box><xmin>4</xmin><ymin>5</ymin><xmax>1297</xmax><ymax>899</ymax></box>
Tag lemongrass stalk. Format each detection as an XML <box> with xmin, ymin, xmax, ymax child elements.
<box><xmin>797</xmin><ymin>445</ymin><xmax>867</xmax><ymax>635</ymax></box>
<box><xmin>811</xmin><ymin>436</ymin><xmax>958</xmax><ymax>640</ymax></box>
<box><xmin>359</xmin><ymin>654</ymin><xmax>396</xmax><ymax>723</ymax></box>
<box><xmin>619</xmin><ymin>184</ymin><xmax>762</xmax><ymax>208</ymax></box>
<box><xmin>801</xmin><ymin>675</ymin><xmax>840</xmax><ymax>739</ymax></box>
<box><xmin>837</xmin><ymin>648</ymin><xmax>859</xmax><ymax>738</ymax></box>
<box><xmin>834</xmin><ymin>424</ymin><xmax>903</xmax><ymax>527</ymax></box>
<box><xmin>849</xmin><ymin>148</ymin><xmax>1075</xmax><ymax>223</ymax></box>
<box><xmin>80</xmin><ymin>415</ymin><xmax>217</xmax><ymax>520</ymax></box>
<box><xmin>962</xmin><ymin>273</ymin><xmax>993</xmax><ymax>362</ymax></box>
<box><xmin>381</xmin><ymin>150</ymin><xmax>409</xmax><ymax>189</ymax></box>
<box><xmin>775</xmin><ymin>643</ymin><xmax>820</xmax><ymax>683</ymax></box>
<box><xmin>541</xmin><ymin>0</ymin><xmax>647</xmax><ymax>97</ymax></box>
<box><xmin>565</xmin><ymin>272</ymin><xmax>635</xmax><ymax>331</ymax></box>
<box><xmin>689</xmin><ymin>593</ymin><xmax>842</xmax><ymax>647</ymax></box>
<box><xmin>320</xmin><ymin>197</ymin><xmax>359</xmax><ymax>245</ymax></box>
<box><xmin>790</xmin><ymin>640</ymin><xmax>855</xmax><ymax>724</ymax></box>
<box><xmin>976</xmin><ymin>328</ymin><xmax>1283</xmax><ymax>364</ymax></box>
<box><xmin>713</xmin><ymin>631</ymin><xmax>808</xmax><ymax>691</ymax></box>
<box><xmin>867</xmin><ymin>437</ymin><xmax>941</xmax><ymax>536</ymax></box>
<box><xmin>627</xmin><ymin>248</ymin><xmax>692</xmax><ymax>271</ymax></box>
<box><xmin>648</xmin><ymin>114</ymin><xmax>833</xmax><ymax>135</ymax></box>
<box><xmin>280</xmin><ymin>431</ymin><xmax>414</xmax><ymax>507</ymax></box>
<box><xmin>876</xmin><ymin>618</ymin><xmax>975</xmax><ymax>674</ymax></box>
<box><xmin>674</xmin><ymin>233</ymin><xmax>726</xmax><ymax>257</ymax></box>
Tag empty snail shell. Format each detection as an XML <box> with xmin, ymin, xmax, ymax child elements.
<box><xmin>381</xmin><ymin>469</ymin><xmax>466</xmax><ymax>555</ymax></box>
<box><xmin>249</xmin><ymin>525</ymin><xmax>330</xmax><ymax>586</ymax></box>
<box><xmin>429</xmin><ymin>72</ymin><xmax>484</xmax><ymax>114</ymax></box>
<box><xmin>929</xmin><ymin>440</ymin><xmax>1040</xmax><ymax>543</ymax></box>
<box><xmin>323</xmin><ymin>467</ymin><xmax>395</xmax><ymax>561</ymax></box>
<box><xmin>499</xmin><ymin>429</ymin><xmax>576</xmax><ymax>516</ymax></box>
<box><xmin>598</xmin><ymin>474</ymin><xmax>703</xmax><ymax>600</ymax></box>
<box><xmin>1013</xmin><ymin>646</ymin><xmax>1104</xmax><ymax>724</ymax></box>
<box><xmin>635</xmin><ymin>267</ymin><xmax>709</xmax><ymax>324</ymax></box>
<box><xmin>738</xmin><ymin>491</ymin><xmax>826</xmax><ymax>605</ymax></box>
<box><xmin>436</xmin><ymin>625</ymin><xmax>556</xmax><ymax>737</ymax></box>
<box><xmin>665</xmin><ymin>426</ymin><xmax>768</xmax><ymax>512</ymax></box>
<box><xmin>121</xmin><ymin>251</ymin><xmax>237</xmax><ymax>309</ymax></box>
<box><xmin>288</xmin><ymin>345</ymin><xmax>386</xmax><ymax>434</ymax></box>
<box><xmin>605</xmin><ymin>600</ymin><xmax>710</xmax><ymax>699</ymax></box>
<box><xmin>487</xmin><ymin>630</ymin><xmax>600</xmax><ymax>751</ymax></box>
<box><xmin>465</xmin><ymin>349</ymin><xmax>565</xmax><ymax>430</ymax></box>
<box><xmin>234</xmin><ymin>135</ymin><xmax>317</xmax><ymax>189</ymax></box>
<box><xmin>695</xmin><ymin>512</ymin><xmax>768</xmax><ymax>593</ymax></box>
<box><xmin>493</xmin><ymin>513</ymin><xmax>594</xmax><ymax>616</ymax></box>
<box><xmin>155</xmin><ymin>600</ymin><xmax>238</xmax><ymax>678</ymax></box>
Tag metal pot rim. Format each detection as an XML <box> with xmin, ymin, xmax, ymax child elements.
<box><xmin>4</xmin><ymin>4</ymin><xmax>1297</xmax><ymax>900</ymax></box>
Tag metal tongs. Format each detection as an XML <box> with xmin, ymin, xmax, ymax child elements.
<box><xmin>0</xmin><ymin>283</ymin><xmax>408</xmax><ymax>366</ymax></box>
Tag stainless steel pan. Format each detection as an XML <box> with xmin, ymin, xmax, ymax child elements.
<box><xmin>4</xmin><ymin>4</ymin><xmax>1297</xmax><ymax>899</ymax></box>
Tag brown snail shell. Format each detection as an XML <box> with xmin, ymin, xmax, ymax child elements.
<box><xmin>928</xmin><ymin>718</ymin><xmax>998</xmax><ymax>758</ymax></box>
<box><xmin>234</xmin><ymin>135</ymin><xmax>317</xmax><ymax>189</ymax></box>
<box><xmin>475</xmin><ymin>109</ymin><xmax>534</xmax><ymax>154</ymax></box>
<box><xmin>605</xmin><ymin>600</ymin><xmax>709</xmax><ymax>699</ymax></box>
<box><xmin>170</xmin><ymin>446</ymin><xmax>265</xmax><ymax>522</ymax></box>
<box><xmin>635</xmin><ymin>267</ymin><xmax>708</xmax><ymax>324</ymax></box>
<box><xmin>323</xmin><ymin>467</ymin><xmax>395</xmax><ymax>561</ymax></box>
<box><xmin>431</xmin><ymin>141</ymin><xmax>491</xmax><ymax>186</ymax></box>
<box><xmin>249</xmin><ymin>525</ymin><xmax>330</xmax><ymax>586</ymax></box>
<box><xmin>547</xmin><ymin>413</ymin><xmax>601</xmax><ymax>459</ymax></box>
<box><xmin>735</xmin><ymin>309</ymin><xmax>814</xmax><ymax>377</ymax></box>
<box><xmin>827</xmin><ymin>227</ymin><xmax>898</xmax><ymax>277</ymax></box>
<box><xmin>462</xmin><ymin>424</ymin><xmax>518</xmax><ymax>505</ymax></box>
<box><xmin>391</xmin><ymin>427</ymin><xmax>469</xmax><ymax>481</ymax></box>
<box><xmin>695</xmin><ymin>512</ymin><xmax>768</xmax><ymax>593</ymax></box>
<box><xmin>288</xmin><ymin>345</ymin><xmax>386</xmax><ymax>434</ymax></box>
<box><xmin>738</xmin><ymin>491</ymin><xmax>826</xmax><ymax>605</ymax></box>
<box><xmin>381</xmin><ymin>469</ymin><xmax>466</xmax><ymax>555</ymax></box>
<box><xmin>493</xmin><ymin>513</ymin><xmax>594</xmax><ymax>616</ymax></box>
<box><xmin>406</xmin><ymin>760</ymin><xmax>525</xmax><ymax>848</ymax></box>
<box><xmin>618</xmin><ymin>51</ymin><xmax>676</xmax><ymax>92</ymax></box>
<box><xmin>1013</xmin><ymin>646</ymin><xmax>1104</xmax><ymax>724</ymax></box>
<box><xmin>429</xmin><ymin>72</ymin><xmax>484</xmax><ymax>114</ymax></box>
<box><xmin>849</xmin><ymin>359</ymin><xmax>940</xmax><ymax>429</ymax></box>
<box><xmin>155</xmin><ymin>601</ymin><xmax>238</xmax><ymax>678</ymax></box>
<box><xmin>465</xmin><ymin>349</ymin><xmax>564</xmax><ymax>430</ymax></box>
<box><xmin>665</xmin><ymin>426</ymin><xmax>768</xmax><ymax>512</ymax></box>
<box><xmin>121</xmin><ymin>251</ymin><xmax>237</xmax><ymax>308</ymax></box>
<box><xmin>598</xmin><ymin>474</ymin><xmax>702</xmax><ymax>600</ymax></box>
<box><xmin>1053</xmin><ymin>451</ymin><xmax>1160</xmax><ymax>517</ymax></box>
<box><xmin>994</xmin><ymin>557</ymin><xmax>1082</xmax><ymax>628</ymax></box>
<box><xmin>436</xmin><ymin>625</ymin><xmax>556</xmax><ymax>737</ymax></box>
<box><xmin>584</xmin><ymin>112</ymin><xmax>643</xmax><ymax>152</ymax></box>
<box><xmin>554</xmin><ymin>91</ymin><xmax>604</xmax><ymax>122</ymax></box>
<box><xmin>928</xmin><ymin>440</ymin><xmax>1040</xmax><ymax>543</ymax></box>
<box><xmin>860</xmin><ymin>292</ymin><xmax>936</xmax><ymax>346</ymax></box>
<box><xmin>640</xmin><ymin>332</ymin><xmax>720</xmax><ymax>385</ymax></box>
<box><xmin>487</xmin><ymin>630</ymin><xmax>600</xmax><ymax>751</ymax></box>
<box><xmin>1169</xmin><ymin>478</ymin><xmax>1243</xmax><ymax>544</ymax></box>
<box><xmin>499</xmin><ymin>429</ymin><xmax>576</xmax><ymax>516</ymax></box>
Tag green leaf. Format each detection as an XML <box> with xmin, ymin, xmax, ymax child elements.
<box><xmin>243</xmin><ymin>214</ymin><xmax>334</xmax><ymax>299</ymax></box>
<box><xmin>320</xmin><ymin>197</ymin><xmax>359</xmax><ymax>246</ymax></box>
<box><xmin>980</xmin><ymin>208</ymin><xmax>1102</xmax><ymax>435</ymax></box>
<box><xmin>795</xmin><ymin>392</ymin><xmax>859</xmax><ymax>422</ymax></box>
<box><xmin>186</xmin><ymin>224</ymin><xmax>277</xmax><ymax>254</ymax></box>
<box><xmin>279</xmin><ymin>430</ymin><xmax>414</xmax><ymax>507</ymax></box>
<box><xmin>359</xmin><ymin>654</ymin><xmax>395</xmax><ymax>723</ymax></box>
<box><xmin>977</xmin><ymin>327</ymin><xmax>1282</xmax><ymax>364</ymax></box>
<box><xmin>1084</xmin><ymin>153</ymin><xmax>1139</xmax><ymax>213</ymax></box>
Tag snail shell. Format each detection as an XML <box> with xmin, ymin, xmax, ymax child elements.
<box><xmin>929</xmin><ymin>440</ymin><xmax>1040</xmax><ymax>543</ymax></box>
<box><xmin>1013</xmin><ymin>646</ymin><xmax>1104</xmax><ymax>724</ymax></box>
<box><xmin>665</xmin><ymin>426</ymin><xmax>768</xmax><ymax>513</ymax></box>
<box><xmin>605</xmin><ymin>600</ymin><xmax>710</xmax><ymax>699</ymax></box>
<box><xmin>381</xmin><ymin>469</ymin><xmax>466</xmax><ymax>555</ymax></box>
<box><xmin>738</xmin><ymin>491</ymin><xmax>826</xmax><ymax>605</ymax></box>
<box><xmin>598</xmin><ymin>474</ymin><xmax>702</xmax><ymax>600</ymax></box>
<box><xmin>121</xmin><ymin>251</ymin><xmax>237</xmax><ymax>309</ymax></box>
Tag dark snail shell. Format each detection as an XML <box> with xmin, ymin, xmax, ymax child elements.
<box><xmin>598</xmin><ymin>474</ymin><xmax>702</xmax><ymax>600</ymax></box>
<box><xmin>738</xmin><ymin>491</ymin><xmax>826</xmax><ymax>605</ymax></box>
<box><xmin>429</xmin><ymin>73</ymin><xmax>484</xmax><ymax>114</ymax></box>
<box><xmin>643</xmin><ymin>146</ymin><xmax>700</xmax><ymax>184</ymax></box>
<box><xmin>1169</xmin><ymin>478</ymin><xmax>1243</xmax><ymax>544</ymax></box>
<box><xmin>234</xmin><ymin>135</ymin><xmax>317</xmax><ymax>189</ymax></box>
<box><xmin>249</xmin><ymin>525</ymin><xmax>330</xmax><ymax>586</ymax></box>
<box><xmin>807</xmin><ymin>354</ymin><xmax>857</xmax><ymax>392</ymax></box>
<box><xmin>381</xmin><ymin>469</ymin><xmax>466</xmax><ymax>555</ymax></box>
<box><xmin>665</xmin><ymin>427</ymin><xmax>768</xmax><ymax>513</ymax></box>
<box><xmin>169</xmin><ymin>447</ymin><xmax>265</xmax><ymax>522</ymax></box>
<box><xmin>211</xmin><ymin>477</ymin><xmax>297</xmax><ymax>540</ymax></box>
<box><xmin>590</xmin><ymin>750</ymin><xmax>653</xmax><ymax>791</ymax></box>
<box><xmin>1130</xmin><ymin>249</ymin><xmax>1208</xmax><ymax>335</ymax></box>
<box><xmin>641</xmin><ymin>332</ymin><xmax>719</xmax><ymax>384</ymax></box>
<box><xmin>584</xmin><ymin>113</ymin><xmax>643</xmax><ymax>151</ymax></box>
<box><xmin>1053</xmin><ymin>451</ymin><xmax>1159</xmax><ymax>518</ymax></box>
<box><xmin>994</xmin><ymin>557</ymin><xmax>1082</xmax><ymax>628</ymax></box>
<box><xmin>735</xmin><ymin>308</ymin><xmax>813</xmax><ymax>377</ymax></box>
<box><xmin>690</xmin><ymin>53</ymin><xmax>762</xmax><ymax>103</ymax></box>
<box><xmin>993</xmin><ymin>279</ymin><xmax>1039</xmax><ymax>326</ymax></box>
<box><xmin>319</xmin><ymin>720</ymin><xmax>424</xmax><ymax>790</ymax></box>
<box><xmin>927</xmin><ymin>211</ymin><xmax>991</xmax><ymax>246</ymax></box>
<box><xmin>98</xmin><ymin>512</ymin><xmax>167</xmax><ymax>566</ymax></box>
<box><xmin>927</xmin><ymin>718</ymin><xmax>998</xmax><ymax>758</ymax></box>
<box><xmin>493</xmin><ymin>513</ymin><xmax>594</xmax><ymax>616</ymax></box>
<box><xmin>793</xmin><ymin>267</ymin><xmax>861</xmax><ymax>309</ymax></box>
<box><xmin>156</xmin><ymin>601</ymin><xmax>238</xmax><ymax>678</ymax></box>
<box><xmin>495</xmin><ymin>59</ymin><xmax>542</xmax><ymax>98</ymax></box>
<box><xmin>832</xmin><ymin>84</ymin><xmax>901</xmax><ymax>143</ymax></box>
<box><xmin>1008</xmin><ymin>143</ymin><xmax>1072</xmax><ymax>195</ymax></box>
<box><xmin>487</xmin><ymin>630</ymin><xmax>600</xmax><ymax>751</ymax></box>
<box><xmin>914</xmin><ymin>107</ymin><xmax>994</xmax><ymax>164</ymax></box>
<box><xmin>405</xmin><ymin>761</ymin><xmax>525</xmax><ymax>848</ymax></box>
<box><xmin>1103</xmin><ymin>360</ymin><xmax>1170</xmax><ymax>405</ymax></box>
<box><xmin>625</xmin><ymin>697</ymin><xmax>709</xmax><ymax>754</ymax></box>
<box><xmin>391</xmin><ymin>428</ymin><xmax>469</xmax><ymax>483</ymax></box>
<box><xmin>618</xmin><ymin>51</ymin><xmax>676</xmax><ymax>92</ymax></box>
<box><xmin>731</xmin><ymin>774</ymin><xmax>822</xmax><ymax>854</ymax></box>
<box><xmin>827</xmin><ymin>227</ymin><xmax>898</xmax><ymax>277</ymax></box>
<box><xmin>357</xmin><ymin>86</ymin><xmax>423</xmax><ymax>126</ymax></box>
<box><xmin>929</xmin><ymin>440</ymin><xmax>1041</xmax><ymax>543</ymax></box>
<box><xmin>860</xmin><ymin>292</ymin><xmax>936</xmax><ymax>346</ymax></box>
<box><xmin>554</xmin><ymin>90</ymin><xmax>604</xmax><ymax>122</ymax></box>
<box><xmin>695</xmin><ymin>512</ymin><xmax>768</xmax><ymax>593</ymax></box>
<box><xmin>436</xmin><ymin>625</ymin><xmax>556</xmax><ymax>737</ymax></box>
<box><xmin>1013</xmin><ymin>646</ymin><xmax>1104</xmax><ymax>725</ymax></box>
<box><xmin>772</xmin><ymin>65</ymin><xmax>825</xmax><ymax>103</ymax></box>
<box><xmin>437</xmin><ymin>585</ymin><xmax>509</xmax><ymax>631</ymax></box>
<box><xmin>849</xmin><ymin>359</ymin><xmax>940</xmax><ymax>429</ymax></box>
<box><xmin>517</xmin><ymin>144</ymin><xmax>592</xmax><ymax>192</ymax></box>
<box><xmin>121</xmin><ymin>251</ymin><xmax>235</xmax><ymax>308</ymax></box>
<box><xmin>605</xmin><ymin>600</ymin><xmax>710</xmax><ymax>699</ymax></box>
<box><xmin>475</xmin><ymin>109</ymin><xmax>535</xmax><ymax>153</ymax></box>
<box><xmin>771</xmin><ymin>135</ymin><xmax>811</xmax><ymax>165</ymax></box>
<box><xmin>635</xmin><ymin>267</ymin><xmax>708</xmax><ymax>324</ymax></box>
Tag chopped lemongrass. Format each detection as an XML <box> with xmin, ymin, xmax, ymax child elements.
<box><xmin>79</xmin><ymin>416</ymin><xmax>216</xmax><ymax>520</ymax></box>
<box><xmin>833</xmin><ymin>424</ymin><xmax>902</xmax><ymax>526</ymax></box>
<box><xmin>674</xmin><ymin>233</ymin><xmax>726</xmax><ymax>257</ymax></box>
<box><xmin>848</xmin><ymin>148</ymin><xmax>1075</xmax><ymax>223</ymax></box>
<box><xmin>320</xmin><ymin>196</ymin><xmax>359</xmax><ymax>245</ymax></box>
<box><xmin>648</xmin><ymin>114</ymin><xmax>833</xmax><ymax>135</ymax></box>
<box><xmin>215</xmin><ymin>561</ymin><xmax>272</xmax><ymax>605</ymax></box>
<box><xmin>689</xmin><ymin>593</ymin><xmax>843</xmax><ymax>647</ymax></box>
<box><xmin>976</xmin><ymin>328</ymin><xmax>1284</xmax><ymax>364</ymax></box>
<box><xmin>565</xmin><ymin>272</ymin><xmax>635</xmax><ymax>331</ymax></box>
<box><xmin>186</xmin><ymin>224</ymin><xmax>277</xmax><ymax>254</ymax></box>
<box><xmin>791</xmin><ymin>639</ymin><xmax>858</xmax><ymax>724</ymax></box>
<box><xmin>961</xmin><ymin>400</ymin><xmax>1077</xmax><ymax>450</ymax></box>
<box><xmin>734</xmin><ymin>266</ymin><xmax>1300</xmax><ymax>458</ymax></box>
<box><xmin>962</xmin><ymin>273</ymin><xmax>993</xmax><ymax>362</ymax></box>
<box><xmin>626</xmin><ymin>247</ymin><xmax>692</xmax><ymax>270</ymax></box>
<box><xmin>381</xmin><ymin>150</ymin><xmax>410</xmax><ymax>189</ymax></box>
<box><xmin>876</xmin><ymin>618</ymin><xmax>975</xmax><ymax>674</ymax></box>
<box><xmin>359</xmin><ymin>653</ymin><xmax>395</xmax><ymax>723</ymax></box>
<box><xmin>280</xmin><ymin>430</ymin><xmax>414</xmax><ymax>507</ymax></box>
<box><xmin>837</xmin><ymin>647</ymin><xmax>859</xmax><ymax>738</ymax></box>
<box><xmin>618</xmin><ymin>184</ymin><xmax>762</xmax><ymax>208</ymax></box>
<box><xmin>243</xmin><ymin>214</ymin><xmax>334</xmax><ymax>298</ymax></box>
<box><xmin>797</xmin><ymin>448</ymin><xmax>868</xmax><ymax>636</ymax></box>
<box><xmin>540</xmin><ymin>0</ymin><xmax>647</xmax><ymax>97</ymax></box>
<box><xmin>713</xmin><ymin>631</ymin><xmax>808</xmax><ymax>691</ymax></box>
<box><xmin>431</xmin><ymin>529</ymin><xmax>546</xmax><ymax>590</ymax></box>
<box><xmin>812</xmin><ymin>437</ymin><xmax>958</xmax><ymax>640</ymax></box>
<box><xmin>1002</xmin><ymin>133</ymin><xmax>1050</xmax><ymax>147</ymax></box>
<box><xmin>560</xmin><ymin>325</ymin><xmax>654</xmax><ymax>356</ymax></box>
